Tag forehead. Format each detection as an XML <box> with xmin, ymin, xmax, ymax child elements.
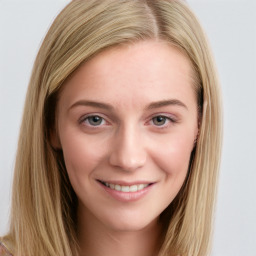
<box><xmin>58</xmin><ymin>40</ymin><xmax>196</xmax><ymax>109</ymax></box>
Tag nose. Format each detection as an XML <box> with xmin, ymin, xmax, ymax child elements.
<box><xmin>109</xmin><ymin>125</ymin><xmax>147</xmax><ymax>172</ymax></box>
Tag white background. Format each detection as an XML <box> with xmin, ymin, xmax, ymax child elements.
<box><xmin>0</xmin><ymin>1</ymin><xmax>255</xmax><ymax>255</ymax></box>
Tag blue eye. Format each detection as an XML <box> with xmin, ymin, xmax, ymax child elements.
<box><xmin>152</xmin><ymin>116</ymin><xmax>169</xmax><ymax>126</ymax></box>
<box><xmin>84</xmin><ymin>116</ymin><xmax>104</xmax><ymax>126</ymax></box>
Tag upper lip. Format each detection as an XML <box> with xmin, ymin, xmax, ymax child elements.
<box><xmin>97</xmin><ymin>179</ymin><xmax>155</xmax><ymax>186</ymax></box>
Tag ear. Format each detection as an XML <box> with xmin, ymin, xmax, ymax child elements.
<box><xmin>50</xmin><ymin>128</ymin><xmax>62</xmax><ymax>150</ymax></box>
<box><xmin>193</xmin><ymin>120</ymin><xmax>201</xmax><ymax>146</ymax></box>
<box><xmin>193</xmin><ymin>129</ymin><xmax>199</xmax><ymax>146</ymax></box>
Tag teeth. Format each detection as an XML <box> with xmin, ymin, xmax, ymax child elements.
<box><xmin>121</xmin><ymin>186</ymin><xmax>129</xmax><ymax>192</ymax></box>
<box><xmin>103</xmin><ymin>182</ymin><xmax>149</xmax><ymax>192</ymax></box>
<box><xmin>115</xmin><ymin>184</ymin><xmax>121</xmax><ymax>191</ymax></box>
<box><xmin>130</xmin><ymin>185</ymin><xmax>138</xmax><ymax>192</ymax></box>
<box><xmin>138</xmin><ymin>184</ymin><xmax>145</xmax><ymax>190</ymax></box>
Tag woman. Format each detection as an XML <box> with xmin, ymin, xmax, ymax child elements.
<box><xmin>0</xmin><ymin>0</ymin><xmax>222</xmax><ymax>255</ymax></box>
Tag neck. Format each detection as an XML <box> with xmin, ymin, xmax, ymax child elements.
<box><xmin>77</xmin><ymin>207</ymin><xmax>163</xmax><ymax>256</ymax></box>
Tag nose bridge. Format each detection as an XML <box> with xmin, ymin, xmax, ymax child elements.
<box><xmin>109</xmin><ymin>122</ymin><xmax>146</xmax><ymax>171</ymax></box>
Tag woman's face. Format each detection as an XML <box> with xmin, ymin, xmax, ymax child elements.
<box><xmin>54</xmin><ymin>40</ymin><xmax>198</xmax><ymax>232</ymax></box>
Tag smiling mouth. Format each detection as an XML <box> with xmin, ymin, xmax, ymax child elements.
<box><xmin>98</xmin><ymin>180</ymin><xmax>153</xmax><ymax>193</ymax></box>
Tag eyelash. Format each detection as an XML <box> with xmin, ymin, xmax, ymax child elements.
<box><xmin>79</xmin><ymin>115</ymin><xmax>108</xmax><ymax>127</ymax></box>
<box><xmin>79</xmin><ymin>114</ymin><xmax>177</xmax><ymax>129</ymax></box>
<box><xmin>148</xmin><ymin>115</ymin><xmax>177</xmax><ymax>129</ymax></box>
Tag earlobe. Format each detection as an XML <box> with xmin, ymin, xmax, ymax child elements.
<box><xmin>193</xmin><ymin>134</ymin><xmax>198</xmax><ymax>147</ymax></box>
<box><xmin>50</xmin><ymin>128</ymin><xmax>62</xmax><ymax>150</ymax></box>
<box><xmin>193</xmin><ymin>122</ymin><xmax>201</xmax><ymax>147</ymax></box>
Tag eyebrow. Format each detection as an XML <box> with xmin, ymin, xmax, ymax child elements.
<box><xmin>69</xmin><ymin>100</ymin><xmax>114</xmax><ymax>111</ymax></box>
<box><xmin>68</xmin><ymin>99</ymin><xmax>188</xmax><ymax>111</ymax></box>
<box><xmin>146</xmin><ymin>99</ymin><xmax>188</xmax><ymax>110</ymax></box>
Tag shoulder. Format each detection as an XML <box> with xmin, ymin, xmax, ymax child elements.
<box><xmin>0</xmin><ymin>241</ymin><xmax>13</xmax><ymax>256</ymax></box>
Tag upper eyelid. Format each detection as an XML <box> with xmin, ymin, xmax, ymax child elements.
<box><xmin>149</xmin><ymin>116</ymin><xmax>175</xmax><ymax>125</ymax></box>
<box><xmin>147</xmin><ymin>113</ymin><xmax>178</xmax><ymax>122</ymax></box>
<box><xmin>79</xmin><ymin>115</ymin><xmax>109</xmax><ymax>128</ymax></box>
<box><xmin>79</xmin><ymin>113</ymin><xmax>108</xmax><ymax>122</ymax></box>
<box><xmin>78</xmin><ymin>112</ymin><xmax>178</xmax><ymax>124</ymax></box>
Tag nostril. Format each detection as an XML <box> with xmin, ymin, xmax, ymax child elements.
<box><xmin>108</xmin><ymin>132</ymin><xmax>147</xmax><ymax>171</ymax></box>
<box><xmin>109</xmin><ymin>151</ymin><xmax>146</xmax><ymax>171</ymax></box>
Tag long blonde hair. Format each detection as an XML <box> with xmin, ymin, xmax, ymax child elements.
<box><xmin>2</xmin><ymin>1</ymin><xmax>222</xmax><ymax>255</ymax></box>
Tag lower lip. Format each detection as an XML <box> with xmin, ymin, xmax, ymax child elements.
<box><xmin>98</xmin><ymin>182</ymin><xmax>154</xmax><ymax>202</ymax></box>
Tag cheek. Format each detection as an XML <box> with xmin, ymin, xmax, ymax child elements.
<box><xmin>146</xmin><ymin>132</ymin><xmax>195</xmax><ymax>214</ymax></box>
<box><xmin>149</xmin><ymin>132</ymin><xmax>194</xmax><ymax>177</ymax></box>
<box><xmin>59</xmin><ymin>129</ymin><xmax>107</xmax><ymax>187</ymax></box>
<box><xmin>61</xmin><ymin>140</ymin><xmax>90</xmax><ymax>195</ymax></box>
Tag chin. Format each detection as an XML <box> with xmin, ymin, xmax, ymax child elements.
<box><xmin>101</xmin><ymin>213</ymin><xmax>159</xmax><ymax>233</ymax></box>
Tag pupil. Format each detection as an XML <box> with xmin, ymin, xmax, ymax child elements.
<box><xmin>153</xmin><ymin>116</ymin><xmax>166</xmax><ymax>126</ymax></box>
<box><xmin>89</xmin><ymin>116</ymin><xmax>102</xmax><ymax>125</ymax></box>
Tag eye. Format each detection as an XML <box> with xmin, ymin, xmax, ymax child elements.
<box><xmin>82</xmin><ymin>115</ymin><xmax>106</xmax><ymax>126</ymax></box>
<box><xmin>152</xmin><ymin>115</ymin><xmax>169</xmax><ymax>126</ymax></box>
<box><xmin>149</xmin><ymin>114</ymin><xmax>177</xmax><ymax>129</ymax></box>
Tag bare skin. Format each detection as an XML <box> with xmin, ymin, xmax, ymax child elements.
<box><xmin>54</xmin><ymin>40</ymin><xmax>198</xmax><ymax>256</ymax></box>
<box><xmin>78</xmin><ymin>207</ymin><xmax>163</xmax><ymax>256</ymax></box>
